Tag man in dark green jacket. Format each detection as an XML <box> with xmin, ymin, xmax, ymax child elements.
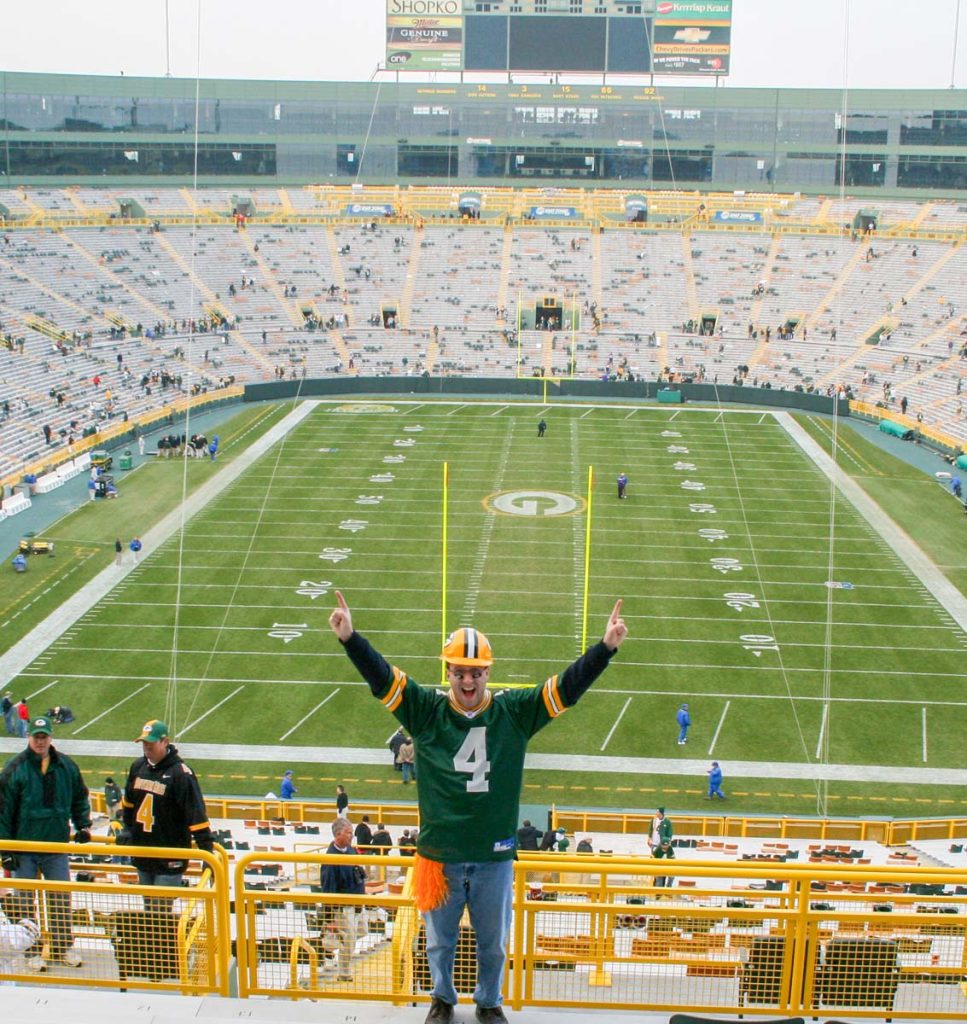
<box><xmin>0</xmin><ymin>713</ymin><xmax>92</xmax><ymax>971</ymax></box>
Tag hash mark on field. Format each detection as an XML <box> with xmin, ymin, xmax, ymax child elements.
<box><xmin>708</xmin><ymin>700</ymin><xmax>730</xmax><ymax>756</ymax></box>
<box><xmin>600</xmin><ymin>697</ymin><xmax>632</xmax><ymax>752</ymax></box>
<box><xmin>279</xmin><ymin>689</ymin><xmax>341</xmax><ymax>741</ymax></box>
<box><xmin>180</xmin><ymin>686</ymin><xmax>245</xmax><ymax>737</ymax></box>
<box><xmin>72</xmin><ymin>683</ymin><xmax>151</xmax><ymax>735</ymax></box>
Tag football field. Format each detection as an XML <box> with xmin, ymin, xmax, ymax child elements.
<box><xmin>9</xmin><ymin>399</ymin><xmax>967</xmax><ymax>815</ymax></box>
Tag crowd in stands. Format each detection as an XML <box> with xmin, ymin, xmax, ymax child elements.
<box><xmin>3</xmin><ymin>187</ymin><xmax>967</xmax><ymax>475</ymax></box>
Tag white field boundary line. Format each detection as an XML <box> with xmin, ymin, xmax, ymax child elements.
<box><xmin>600</xmin><ymin>697</ymin><xmax>632</xmax><ymax>752</ymax></box>
<box><xmin>280</xmin><ymin>689</ymin><xmax>341</xmax><ymax>742</ymax></box>
<box><xmin>0</xmin><ymin>400</ymin><xmax>321</xmax><ymax>688</ymax></box>
<box><xmin>72</xmin><ymin>683</ymin><xmax>151</xmax><ymax>735</ymax></box>
<box><xmin>777</xmin><ymin>412</ymin><xmax>967</xmax><ymax>633</ymax></box>
<box><xmin>0</xmin><ymin>736</ymin><xmax>962</xmax><ymax>786</ymax></box>
<box><xmin>179</xmin><ymin>686</ymin><xmax>245</xmax><ymax>737</ymax></box>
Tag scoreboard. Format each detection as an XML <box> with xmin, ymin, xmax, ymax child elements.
<box><xmin>385</xmin><ymin>1</ymin><xmax>732</xmax><ymax>76</ymax></box>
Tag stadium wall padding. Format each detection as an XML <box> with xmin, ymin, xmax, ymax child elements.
<box><xmin>244</xmin><ymin>378</ymin><xmax>846</xmax><ymax>416</ymax></box>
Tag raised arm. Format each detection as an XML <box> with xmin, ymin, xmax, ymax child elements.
<box><xmin>329</xmin><ymin>590</ymin><xmax>354</xmax><ymax>642</ymax></box>
<box><xmin>603</xmin><ymin>599</ymin><xmax>628</xmax><ymax>651</ymax></box>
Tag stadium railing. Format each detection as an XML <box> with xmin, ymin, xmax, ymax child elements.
<box><xmin>5</xmin><ymin>838</ymin><xmax>967</xmax><ymax>1018</ymax></box>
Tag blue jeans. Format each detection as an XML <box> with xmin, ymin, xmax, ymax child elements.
<box><xmin>15</xmin><ymin>852</ymin><xmax>72</xmax><ymax>957</ymax></box>
<box><xmin>402</xmin><ymin>762</ymin><xmax>416</xmax><ymax>783</ymax></box>
<box><xmin>136</xmin><ymin>868</ymin><xmax>184</xmax><ymax>913</ymax></box>
<box><xmin>424</xmin><ymin>859</ymin><xmax>513</xmax><ymax>1008</ymax></box>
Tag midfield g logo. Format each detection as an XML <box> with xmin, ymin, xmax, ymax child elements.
<box><xmin>484</xmin><ymin>490</ymin><xmax>584</xmax><ymax>517</ymax></box>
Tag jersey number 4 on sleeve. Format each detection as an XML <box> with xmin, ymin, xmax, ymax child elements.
<box><xmin>453</xmin><ymin>727</ymin><xmax>491</xmax><ymax>793</ymax></box>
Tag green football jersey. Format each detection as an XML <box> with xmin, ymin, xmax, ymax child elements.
<box><xmin>342</xmin><ymin>632</ymin><xmax>615</xmax><ymax>863</ymax></box>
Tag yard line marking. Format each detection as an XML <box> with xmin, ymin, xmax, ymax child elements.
<box><xmin>72</xmin><ymin>683</ymin><xmax>151</xmax><ymax>735</ymax></box>
<box><xmin>489</xmin><ymin>405</ymin><xmax>509</xmax><ymax>417</ymax></box>
<box><xmin>708</xmin><ymin>700</ymin><xmax>730</xmax><ymax>756</ymax></box>
<box><xmin>815</xmin><ymin>703</ymin><xmax>829</xmax><ymax>760</ymax></box>
<box><xmin>623</xmin><ymin>408</ymin><xmax>637</xmax><ymax>420</ymax></box>
<box><xmin>757</xmin><ymin>413</ymin><xmax>769</xmax><ymax>424</ymax></box>
<box><xmin>279</xmin><ymin>689</ymin><xmax>341</xmax><ymax>741</ymax></box>
<box><xmin>600</xmin><ymin>698</ymin><xmax>632</xmax><ymax>752</ymax></box>
<box><xmin>179</xmin><ymin>686</ymin><xmax>245</xmax><ymax>737</ymax></box>
<box><xmin>713</xmin><ymin>411</ymin><xmax>723</xmax><ymax>423</ymax></box>
<box><xmin>29</xmin><ymin>679</ymin><xmax>61</xmax><ymax>700</ymax></box>
<box><xmin>669</xmin><ymin>410</ymin><xmax>681</xmax><ymax>421</ymax></box>
<box><xmin>922</xmin><ymin>706</ymin><xmax>928</xmax><ymax>763</ymax></box>
<box><xmin>580</xmin><ymin>407</ymin><xmax>595</xmax><ymax>418</ymax></box>
<box><xmin>446</xmin><ymin>405</ymin><xmax>466</xmax><ymax>416</ymax></box>
<box><xmin>401</xmin><ymin>404</ymin><xmax>425</xmax><ymax>416</ymax></box>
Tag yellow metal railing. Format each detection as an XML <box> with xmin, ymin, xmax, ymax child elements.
<box><xmin>5</xmin><ymin>185</ymin><xmax>967</xmax><ymax>243</ymax></box>
<box><xmin>5</xmin><ymin>837</ymin><xmax>967</xmax><ymax>1017</ymax></box>
<box><xmin>0</xmin><ymin>838</ymin><xmax>230</xmax><ymax>994</ymax></box>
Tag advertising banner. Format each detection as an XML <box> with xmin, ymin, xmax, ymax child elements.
<box><xmin>712</xmin><ymin>211</ymin><xmax>763</xmax><ymax>224</ymax></box>
<box><xmin>386</xmin><ymin>1</ymin><xmax>464</xmax><ymax>71</ymax></box>
<box><xmin>346</xmin><ymin>204</ymin><xmax>395</xmax><ymax>217</ymax></box>
<box><xmin>528</xmin><ymin>206</ymin><xmax>580</xmax><ymax>220</ymax></box>
<box><xmin>653</xmin><ymin>0</ymin><xmax>732</xmax><ymax>75</ymax></box>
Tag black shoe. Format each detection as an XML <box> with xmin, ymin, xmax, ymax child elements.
<box><xmin>476</xmin><ymin>1007</ymin><xmax>509</xmax><ymax>1024</ymax></box>
<box><xmin>424</xmin><ymin>997</ymin><xmax>455</xmax><ymax>1024</ymax></box>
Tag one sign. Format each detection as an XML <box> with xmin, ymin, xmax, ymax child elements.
<box><xmin>345</xmin><ymin>204</ymin><xmax>394</xmax><ymax>217</ymax></box>
<box><xmin>528</xmin><ymin>206</ymin><xmax>580</xmax><ymax>220</ymax></box>
<box><xmin>712</xmin><ymin>211</ymin><xmax>762</xmax><ymax>224</ymax></box>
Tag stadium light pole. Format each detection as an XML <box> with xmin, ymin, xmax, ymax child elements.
<box><xmin>952</xmin><ymin>0</ymin><xmax>962</xmax><ymax>89</ymax></box>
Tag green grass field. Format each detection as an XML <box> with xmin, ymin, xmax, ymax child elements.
<box><xmin>6</xmin><ymin>399</ymin><xmax>967</xmax><ymax>818</ymax></box>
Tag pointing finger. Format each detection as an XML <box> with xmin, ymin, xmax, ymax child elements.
<box><xmin>610</xmin><ymin>599</ymin><xmax>623</xmax><ymax>622</ymax></box>
<box><xmin>335</xmin><ymin>590</ymin><xmax>349</xmax><ymax>612</ymax></box>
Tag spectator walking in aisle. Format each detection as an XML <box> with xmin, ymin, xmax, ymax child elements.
<box><xmin>676</xmin><ymin>703</ymin><xmax>691</xmax><ymax>745</ymax></box>
<box><xmin>0</xmin><ymin>713</ymin><xmax>91</xmax><ymax>971</ymax></box>
<box><xmin>117</xmin><ymin>719</ymin><xmax>214</xmax><ymax>911</ymax></box>
<box><xmin>706</xmin><ymin>761</ymin><xmax>725</xmax><ymax>800</ymax></box>
<box><xmin>516</xmin><ymin>820</ymin><xmax>541</xmax><ymax>851</ymax></box>
<box><xmin>329</xmin><ymin>590</ymin><xmax>627</xmax><ymax>1024</ymax></box>
<box><xmin>647</xmin><ymin>807</ymin><xmax>675</xmax><ymax>887</ymax></box>
<box><xmin>280</xmin><ymin>769</ymin><xmax>297</xmax><ymax>801</ymax></box>
<box><xmin>104</xmin><ymin>776</ymin><xmax>122</xmax><ymax>819</ymax></box>
<box><xmin>354</xmin><ymin>815</ymin><xmax>373</xmax><ymax>852</ymax></box>
<box><xmin>370</xmin><ymin>822</ymin><xmax>392</xmax><ymax>855</ymax></box>
<box><xmin>319</xmin><ymin>817</ymin><xmax>366</xmax><ymax>982</ymax></box>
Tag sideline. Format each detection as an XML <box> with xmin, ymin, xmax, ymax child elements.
<box><xmin>778</xmin><ymin>412</ymin><xmax>967</xmax><ymax>632</ymax></box>
<box><xmin>0</xmin><ymin>401</ymin><xmax>320</xmax><ymax>687</ymax></box>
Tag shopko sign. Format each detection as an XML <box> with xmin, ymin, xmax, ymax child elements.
<box><xmin>388</xmin><ymin>1</ymin><xmax>460</xmax><ymax>14</ymax></box>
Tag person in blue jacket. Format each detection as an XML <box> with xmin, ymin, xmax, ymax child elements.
<box><xmin>280</xmin><ymin>769</ymin><xmax>297</xmax><ymax>801</ymax></box>
<box><xmin>676</xmin><ymin>703</ymin><xmax>691</xmax><ymax>745</ymax></box>
<box><xmin>208</xmin><ymin>435</ymin><xmax>219</xmax><ymax>462</ymax></box>
<box><xmin>706</xmin><ymin>761</ymin><xmax>725</xmax><ymax>799</ymax></box>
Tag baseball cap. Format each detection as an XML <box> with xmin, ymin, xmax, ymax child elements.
<box><xmin>135</xmin><ymin>719</ymin><xmax>169</xmax><ymax>742</ymax></box>
<box><xmin>29</xmin><ymin>715</ymin><xmax>53</xmax><ymax>736</ymax></box>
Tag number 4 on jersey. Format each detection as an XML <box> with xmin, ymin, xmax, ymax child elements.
<box><xmin>453</xmin><ymin>728</ymin><xmax>491</xmax><ymax>793</ymax></box>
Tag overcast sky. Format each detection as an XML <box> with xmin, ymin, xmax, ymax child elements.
<box><xmin>4</xmin><ymin>0</ymin><xmax>966</xmax><ymax>90</ymax></box>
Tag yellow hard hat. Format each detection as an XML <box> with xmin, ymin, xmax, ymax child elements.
<box><xmin>440</xmin><ymin>627</ymin><xmax>493</xmax><ymax>667</ymax></box>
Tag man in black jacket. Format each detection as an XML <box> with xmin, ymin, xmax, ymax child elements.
<box><xmin>370</xmin><ymin>822</ymin><xmax>393</xmax><ymax>855</ymax></box>
<box><xmin>320</xmin><ymin>817</ymin><xmax>367</xmax><ymax>982</ymax></box>
<box><xmin>118</xmin><ymin>719</ymin><xmax>214</xmax><ymax>910</ymax></box>
<box><xmin>516</xmin><ymin>820</ymin><xmax>542</xmax><ymax>851</ymax></box>
<box><xmin>354</xmin><ymin>815</ymin><xmax>374</xmax><ymax>853</ymax></box>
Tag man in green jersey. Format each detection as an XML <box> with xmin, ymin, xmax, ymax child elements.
<box><xmin>329</xmin><ymin>591</ymin><xmax>628</xmax><ymax>1024</ymax></box>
